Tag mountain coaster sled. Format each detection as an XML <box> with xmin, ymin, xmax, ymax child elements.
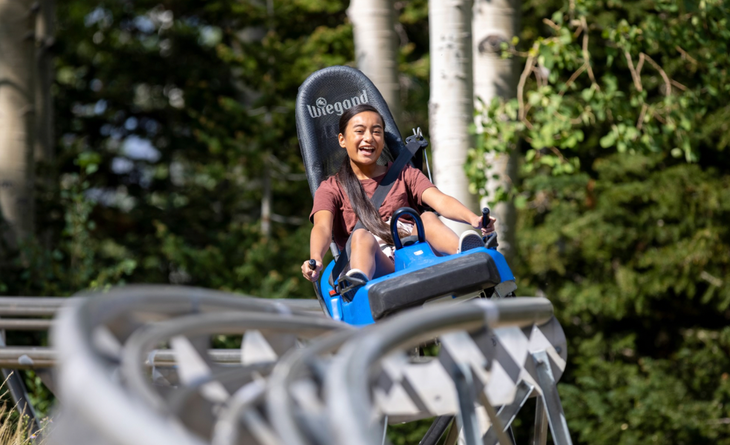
<box><xmin>296</xmin><ymin>66</ymin><xmax>516</xmax><ymax>326</ymax></box>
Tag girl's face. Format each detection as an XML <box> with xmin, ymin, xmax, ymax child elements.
<box><xmin>338</xmin><ymin>111</ymin><xmax>385</xmax><ymax>167</ymax></box>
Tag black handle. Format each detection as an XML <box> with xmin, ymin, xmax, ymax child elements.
<box><xmin>308</xmin><ymin>259</ymin><xmax>317</xmax><ymax>270</ymax></box>
<box><xmin>390</xmin><ymin>207</ymin><xmax>425</xmax><ymax>250</ymax></box>
<box><xmin>481</xmin><ymin>207</ymin><xmax>491</xmax><ymax>229</ymax></box>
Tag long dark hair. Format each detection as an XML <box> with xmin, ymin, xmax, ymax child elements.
<box><xmin>337</xmin><ymin>104</ymin><xmax>409</xmax><ymax>245</ymax></box>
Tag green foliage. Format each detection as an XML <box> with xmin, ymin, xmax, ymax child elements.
<box><xmin>469</xmin><ymin>0</ymin><xmax>730</xmax><ymax>197</ymax></box>
<box><xmin>530</xmin><ymin>156</ymin><xmax>730</xmax><ymax>444</ymax></box>
<box><xmin>467</xmin><ymin>1</ymin><xmax>730</xmax><ymax>443</ymax></box>
<box><xmin>388</xmin><ymin>418</ymin><xmax>440</xmax><ymax>445</ymax></box>
<box><xmin>1</xmin><ymin>0</ymin><xmax>361</xmax><ymax>299</ymax></box>
<box><xmin>396</xmin><ymin>0</ymin><xmax>431</xmax><ymax>132</ymax></box>
<box><xmin>1</xmin><ymin>0</ymin><xmax>432</xmax><ymax>302</ymax></box>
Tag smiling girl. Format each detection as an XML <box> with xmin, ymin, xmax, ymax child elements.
<box><xmin>301</xmin><ymin>104</ymin><xmax>494</xmax><ymax>295</ymax></box>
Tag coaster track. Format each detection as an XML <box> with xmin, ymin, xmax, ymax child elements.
<box><xmin>0</xmin><ymin>286</ymin><xmax>573</xmax><ymax>444</ymax></box>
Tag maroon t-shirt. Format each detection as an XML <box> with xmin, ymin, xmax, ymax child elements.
<box><xmin>310</xmin><ymin>164</ymin><xmax>435</xmax><ymax>250</ymax></box>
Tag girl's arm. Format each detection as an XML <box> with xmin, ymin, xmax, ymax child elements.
<box><xmin>421</xmin><ymin>187</ymin><xmax>495</xmax><ymax>233</ymax></box>
<box><xmin>302</xmin><ymin>210</ymin><xmax>334</xmax><ymax>282</ymax></box>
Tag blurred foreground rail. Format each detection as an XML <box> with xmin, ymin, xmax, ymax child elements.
<box><xmin>0</xmin><ymin>287</ymin><xmax>573</xmax><ymax>445</ymax></box>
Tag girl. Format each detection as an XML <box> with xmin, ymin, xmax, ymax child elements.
<box><xmin>302</xmin><ymin>104</ymin><xmax>494</xmax><ymax>293</ymax></box>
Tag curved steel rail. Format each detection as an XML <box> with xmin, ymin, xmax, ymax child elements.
<box><xmin>325</xmin><ymin>297</ymin><xmax>554</xmax><ymax>445</ymax></box>
<box><xmin>120</xmin><ymin>311</ymin><xmax>346</xmax><ymax>414</ymax></box>
<box><xmin>51</xmin><ymin>285</ymin><xmax>570</xmax><ymax>445</ymax></box>
<box><xmin>52</xmin><ymin>285</ymin><xmax>330</xmax><ymax>445</ymax></box>
<box><xmin>265</xmin><ymin>329</ymin><xmax>359</xmax><ymax>445</ymax></box>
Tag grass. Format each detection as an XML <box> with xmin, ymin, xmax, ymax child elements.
<box><xmin>0</xmin><ymin>374</ymin><xmax>48</xmax><ymax>445</ymax></box>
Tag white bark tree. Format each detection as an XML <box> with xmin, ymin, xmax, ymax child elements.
<box><xmin>473</xmin><ymin>0</ymin><xmax>520</xmax><ymax>260</ymax></box>
<box><xmin>0</xmin><ymin>0</ymin><xmax>36</xmax><ymax>247</ymax></box>
<box><xmin>429</xmin><ymin>0</ymin><xmax>477</xmax><ymax>234</ymax></box>
<box><xmin>347</xmin><ymin>0</ymin><xmax>401</xmax><ymax>124</ymax></box>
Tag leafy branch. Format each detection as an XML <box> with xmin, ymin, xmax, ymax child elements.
<box><xmin>468</xmin><ymin>5</ymin><xmax>707</xmax><ymax>200</ymax></box>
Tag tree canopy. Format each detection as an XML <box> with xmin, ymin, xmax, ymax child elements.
<box><xmin>467</xmin><ymin>0</ymin><xmax>730</xmax><ymax>442</ymax></box>
<box><xmin>1</xmin><ymin>0</ymin><xmax>432</xmax><ymax>301</ymax></box>
<box><xmin>5</xmin><ymin>0</ymin><xmax>339</xmax><ymax>297</ymax></box>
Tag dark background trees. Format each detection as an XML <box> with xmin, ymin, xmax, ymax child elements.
<box><xmin>6</xmin><ymin>0</ymin><xmax>349</xmax><ymax>297</ymax></box>
<box><xmin>468</xmin><ymin>0</ymin><xmax>730</xmax><ymax>442</ymax></box>
<box><xmin>4</xmin><ymin>0</ymin><xmax>431</xmax><ymax>300</ymax></box>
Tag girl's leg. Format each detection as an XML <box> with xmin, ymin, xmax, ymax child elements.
<box><xmin>418</xmin><ymin>211</ymin><xmax>459</xmax><ymax>255</ymax></box>
<box><xmin>350</xmin><ymin>229</ymin><xmax>395</xmax><ymax>279</ymax></box>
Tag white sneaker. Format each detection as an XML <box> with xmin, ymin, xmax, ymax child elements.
<box><xmin>458</xmin><ymin>231</ymin><xmax>484</xmax><ymax>253</ymax></box>
<box><xmin>345</xmin><ymin>268</ymin><xmax>368</xmax><ymax>285</ymax></box>
<box><xmin>340</xmin><ymin>269</ymin><xmax>369</xmax><ymax>302</ymax></box>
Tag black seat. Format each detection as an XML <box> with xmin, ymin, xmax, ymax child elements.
<box><xmin>295</xmin><ymin>66</ymin><xmax>421</xmax><ymax>197</ymax></box>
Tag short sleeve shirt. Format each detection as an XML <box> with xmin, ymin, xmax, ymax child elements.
<box><xmin>310</xmin><ymin>164</ymin><xmax>435</xmax><ymax>250</ymax></box>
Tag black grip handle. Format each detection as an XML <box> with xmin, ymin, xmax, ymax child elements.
<box><xmin>481</xmin><ymin>207</ymin><xmax>491</xmax><ymax>229</ymax></box>
<box><xmin>308</xmin><ymin>259</ymin><xmax>317</xmax><ymax>270</ymax></box>
<box><xmin>390</xmin><ymin>207</ymin><xmax>425</xmax><ymax>250</ymax></box>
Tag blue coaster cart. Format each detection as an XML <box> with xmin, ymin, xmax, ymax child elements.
<box><xmin>296</xmin><ymin>66</ymin><xmax>517</xmax><ymax>326</ymax></box>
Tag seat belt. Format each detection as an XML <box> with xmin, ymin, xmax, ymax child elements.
<box><xmin>329</xmin><ymin>134</ymin><xmax>427</xmax><ymax>288</ymax></box>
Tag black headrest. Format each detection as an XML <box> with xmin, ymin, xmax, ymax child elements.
<box><xmin>295</xmin><ymin>66</ymin><xmax>409</xmax><ymax>197</ymax></box>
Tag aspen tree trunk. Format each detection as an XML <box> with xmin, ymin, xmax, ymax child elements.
<box><xmin>34</xmin><ymin>0</ymin><xmax>54</xmax><ymax>164</ymax></box>
<box><xmin>473</xmin><ymin>0</ymin><xmax>520</xmax><ymax>261</ymax></box>
<box><xmin>0</xmin><ymin>0</ymin><xmax>36</xmax><ymax>247</ymax></box>
<box><xmin>429</xmin><ymin>0</ymin><xmax>477</xmax><ymax>234</ymax></box>
<box><xmin>348</xmin><ymin>0</ymin><xmax>401</xmax><ymax>125</ymax></box>
<box><xmin>34</xmin><ymin>0</ymin><xmax>55</xmax><ymax>251</ymax></box>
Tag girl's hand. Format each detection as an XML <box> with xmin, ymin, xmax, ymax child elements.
<box><xmin>471</xmin><ymin>215</ymin><xmax>496</xmax><ymax>236</ymax></box>
<box><xmin>302</xmin><ymin>260</ymin><xmax>323</xmax><ymax>282</ymax></box>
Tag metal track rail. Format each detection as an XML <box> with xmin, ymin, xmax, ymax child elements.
<box><xmin>326</xmin><ymin>297</ymin><xmax>555</xmax><ymax>445</ymax></box>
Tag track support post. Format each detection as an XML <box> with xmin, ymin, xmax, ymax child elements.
<box><xmin>531</xmin><ymin>350</ymin><xmax>572</xmax><ymax>445</ymax></box>
<box><xmin>451</xmin><ymin>362</ymin><xmax>481</xmax><ymax>445</ymax></box>
<box><xmin>483</xmin><ymin>381</ymin><xmax>533</xmax><ymax>445</ymax></box>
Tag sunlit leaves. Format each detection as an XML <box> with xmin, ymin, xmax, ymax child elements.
<box><xmin>467</xmin><ymin>0</ymin><xmax>729</xmax><ymax>196</ymax></box>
